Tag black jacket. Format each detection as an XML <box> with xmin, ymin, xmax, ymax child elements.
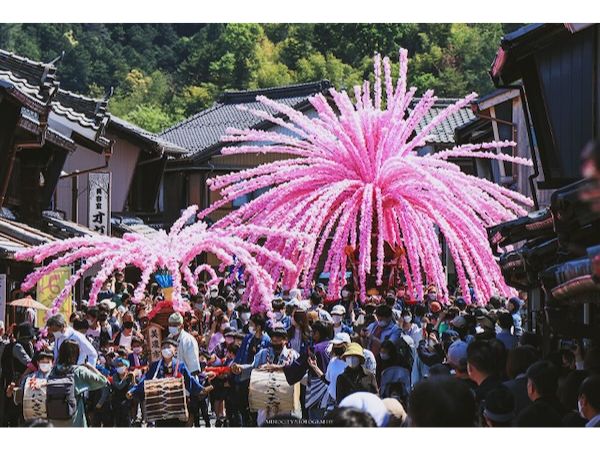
<box><xmin>336</xmin><ymin>366</ymin><xmax>378</xmax><ymax>404</ymax></box>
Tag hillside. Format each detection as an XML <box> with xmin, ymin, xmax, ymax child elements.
<box><xmin>0</xmin><ymin>23</ymin><xmax>522</xmax><ymax>132</ymax></box>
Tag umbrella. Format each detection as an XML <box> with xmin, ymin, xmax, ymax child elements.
<box><xmin>9</xmin><ymin>296</ymin><xmax>49</xmax><ymax>310</ymax></box>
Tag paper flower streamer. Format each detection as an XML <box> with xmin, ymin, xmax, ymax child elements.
<box><xmin>15</xmin><ymin>205</ymin><xmax>311</xmax><ymax>316</ymax></box>
<box><xmin>201</xmin><ymin>49</ymin><xmax>534</xmax><ymax>304</ymax></box>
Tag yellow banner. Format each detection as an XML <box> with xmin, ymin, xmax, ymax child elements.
<box><xmin>36</xmin><ymin>266</ymin><xmax>72</xmax><ymax>325</ymax></box>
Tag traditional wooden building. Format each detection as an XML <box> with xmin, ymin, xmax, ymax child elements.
<box><xmin>489</xmin><ymin>23</ymin><xmax>600</xmax><ymax>207</ymax></box>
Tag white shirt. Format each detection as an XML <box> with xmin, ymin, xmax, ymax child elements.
<box><xmin>54</xmin><ymin>327</ymin><xmax>98</xmax><ymax>366</ymax></box>
<box><xmin>174</xmin><ymin>329</ymin><xmax>201</xmax><ymax>374</ymax></box>
<box><xmin>326</xmin><ymin>357</ymin><xmax>348</xmax><ymax>402</ymax></box>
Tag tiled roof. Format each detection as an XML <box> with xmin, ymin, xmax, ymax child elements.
<box><xmin>0</xmin><ymin>48</ymin><xmax>182</xmax><ymax>155</ymax></box>
<box><xmin>0</xmin><ymin>49</ymin><xmax>58</xmax><ymax>104</ymax></box>
<box><xmin>159</xmin><ymin>81</ymin><xmax>332</xmax><ymax>162</ymax></box>
<box><xmin>108</xmin><ymin>115</ymin><xmax>187</xmax><ymax>155</ymax></box>
<box><xmin>410</xmin><ymin>98</ymin><xmax>477</xmax><ymax>145</ymax></box>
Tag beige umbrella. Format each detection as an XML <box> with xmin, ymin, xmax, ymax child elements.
<box><xmin>9</xmin><ymin>295</ymin><xmax>49</xmax><ymax>310</ymax></box>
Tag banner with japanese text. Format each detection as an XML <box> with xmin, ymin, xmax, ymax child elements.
<box><xmin>36</xmin><ymin>266</ymin><xmax>72</xmax><ymax>324</ymax></box>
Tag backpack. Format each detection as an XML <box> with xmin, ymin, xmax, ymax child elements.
<box><xmin>395</xmin><ymin>336</ymin><xmax>414</xmax><ymax>372</ymax></box>
<box><xmin>46</xmin><ymin>367</ymin><xmax>77</xmax><ymax>420</ymax></box>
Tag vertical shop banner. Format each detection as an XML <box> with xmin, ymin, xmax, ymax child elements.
<box><xmin>88</xmin><ymin>172</ymin><xmax>111</xmax><ymax>235</ymax></box>
<box><xmin>36</xmin><ymin>267</ymin><xmax>72</xmax><ymax>324</ymax></box>
<box><xmin>0</xmin><ymin>274</ymin><xmax>6</xmax><ymax>325</ymax></box>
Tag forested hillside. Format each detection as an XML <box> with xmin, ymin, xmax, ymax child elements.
<box><xmin>0</xmin><ymin>23</ymin><xmax>521</xmax><ymax>132</ymax></box>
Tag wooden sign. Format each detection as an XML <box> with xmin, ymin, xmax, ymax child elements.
<box><xmin>143</xmin><ymin>322</ymin><xmax>164</xmax><ymax>363</ymax></box>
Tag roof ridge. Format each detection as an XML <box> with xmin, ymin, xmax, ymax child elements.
<box><xmin>0</xmin><ymin>49</ymin><xmax>53</xmax><ymax>69</ymax></box>
<box><xmin>217</xmin><ymin>80</ymin><xmax>331</xmax><ymax>104</ymax></box>
<box><xmin>57</xmin><ymin>87</ymin><xmax>103</xmax><ymax>103</ymax></box>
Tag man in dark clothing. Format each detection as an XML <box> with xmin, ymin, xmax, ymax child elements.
<box><xmin>515</xmin><ymin>360</ymin><xmax>565</xmax><ymax>427</ymax></box>
<box><xmin>503</xmin><ymin>345</ymin><xmax>538</xmax><ymax>415</ymax></box>
<box><xmin>336</xmin><ymin>342</ymin><xmax>378</xmax><ymax>404</ymax></box>
<box><xmin>467</xmin><ymin>340</ymin><xmax>503</xmax><ymax>407</ymax></box>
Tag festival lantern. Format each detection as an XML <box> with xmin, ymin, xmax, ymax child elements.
<box><xmin>200</xmin><ymin>49</ymin><xmax>534</xmax><ymax>304</ymax></box>
<box><xmin>15</xmin><ymin>205</ymin><xmax>312</xmax><ymax>316</ymax></box>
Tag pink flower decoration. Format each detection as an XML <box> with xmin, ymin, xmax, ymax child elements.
<box><xmin>15</xmin><ymin>206</ymin><xmax>312</xmax><ymax>315</ymax></box>
<box><xmin>201</xmin><ymin>49</ymin><xmax>533</xmax><ymax>304</ymax></box>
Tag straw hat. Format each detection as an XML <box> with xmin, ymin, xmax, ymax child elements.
<box><xmin>341</xmin><ymin>342</ymin><xmax>365</xmax><ymax>360</ymax></box>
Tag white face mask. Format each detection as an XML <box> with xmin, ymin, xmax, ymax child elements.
<box><xmin>210</xmin><ymin>291</ymin><xmax>219</xmax><ymax>298</ymax></box>
<box><xmin>578</xmin><ymin>399</ymin><xmax>585</xmax><ymax>418</ymax></box>
<box><xmin>53</xmin><ymin>331</ymin><xmax>63</xmax><ymax>340</ymax></box>
<box><xmin>237</xmin><ymin>288</ymin><xmax>245</xmax><ymax>295</ymax></box>
<box><xmin>168</xmin><ymin>326</ymin><xmax>180</xmax><ymax>336</ymax></box>
<box><xmin>341</xmin><ymin>290</ymin><xmax>349</xmax><ymax>298</ymax></box>
<box><xmin>241</xmin><ymin>312</ymin><xmax>251</xmax><ymax>322</ymax></box>
<box><xmin>39</xmin><ymin>363</ymin><xmax>52</xmax><ymax>373</ymax></box>
<box><xmin>116</xmin><ymin>366</ymin><xmax>127</xmax><ymax>375</ymax></box>
<box><xmin>226</xmin><ymin>302</ymin><xmax>235</xmax><ymax>312</ymax></box>
<box><xmin>248</xmin><ymin>325</ymin><xmax>256</xmax><ymax>334</ymax></box>
<box><xmin>403</xmin><ymin>316</ymin><xmax>412</xmax><ymax>324</ymax></box>
<box><xmin>332</xmin><ymin>315</ymin><xmax>343</xmax><ymax>325</ymax></box>
<box><xmin>274</xmin><ymin>311</ymin><xmax>283</xmax><ymax>321</ymax></box>
<box><xmin>161</xmin><ymin>348</ymin><xmax>174</xmax><ymax>359</ymax></box>
<box><xmin>346</xmin><ymin>356</ymin><xmax>361</xmax><ymax>368</ymax></box>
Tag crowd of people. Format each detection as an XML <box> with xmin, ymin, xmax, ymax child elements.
<box><xmin>1</xmin><ymin>273</ymin><xmax>600</xmax><ymax>428</ymax></box>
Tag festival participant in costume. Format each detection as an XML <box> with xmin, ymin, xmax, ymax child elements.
<box><xmin>5</xmin><ymin>351</ymin><xmax>53</xmax><ymax>425</ymax></box>
<box><xmin>127</xmin><ymin>339</ymin><xmax>204</xmax><ymax>427</ymax></box>
<box><xmin>232</xmin><ymin>314</ymin><xmax>270</xmax><ymax>426</ymax></box>
<box><xmin>107</xmin><ymin>357</ymin><xmax>136</xmax><ymax>427</ymax></box>
<box><xmin>335</xmin><ymin>342</ymin><xmax>378</xmax><ymax>404</ymax></box>
<box><xmin>47</xmin><ymin>339</ymin><xmax>108</xmax><ymax>427</ymax></box>
<box><xmin>231</xmin><ymin>327</ymin><xmax>299</xmax><ymax>425</ymax></box>
<box><xmin>47</xmin><ymin>314</ymin><xmax>98</xmax><ymax>366</ymax></box>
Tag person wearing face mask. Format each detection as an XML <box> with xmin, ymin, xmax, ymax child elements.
<box><xmin>167</xmin><ymin>313</ymin><xmax>201</xmax><ymax>375</ymax></box>
<box><xmin>127</xmin><ymin>339</ymin><xmax>206</xmax><ymax>427</ymax></box>
<box><xmin>231</xmin><ymin>304</ymin><xmax>251</xmax><ymax>332</ymax></box>
<box><xmin>235</xmin><ymin>281</ymin><xmax>246</xmax><ymax>300</ymax></box>
<box><xmin>46</xmin><ymin>314</ymin><xmax>98</xmax><ymax>366</ymax></box>
<box><xmin>208</xmin><ymin>314</ymin><xmax>230</xmax><ymax>354</ymax></box>
<box><xmin>5</xmin><ymin>351</ymin><xmax>54</xmax><ymax>425</ymax></box>
<box><xmin>111</xmin><ymin>320</ymin><xmax>138</xmax><ymax>352</ymax></box>
<box><xmin>127</xmin><ymin>336</ymin><xmax>148</xmax><ymax>371</ymax></box>
<box><xmin>577</xmin><ymin>375</ymin><xmax>600</xmax><ymax>427</ymax></box>
<box><xmin>335</xmin><ymin>342</ymin><xmax>378</xmax><ymax>405</ymax></box>
<box><xmin>208</xmin><ymin>285</ymin><xmax>220</xmax><ymax>304</ymax></box>
<box><xmin>365</xmin><ymin>305</ymin><xmax>402</xmax><ymax>354</ymax></box>
<box><xmin>208</xmin><ymin>329</ymin><xmax>237</xmax><ymax>427</ymax></box>
<box><xmin>399</xmin><ymin>310</ymin><xmax>422</xmax><ymax>346</ymax></box>
<box><xmin>231</xmin><ymin>327</ymin><xmax>299</xmax><ymax>425</ymax></box>
<box><xmin>269</xmin><ymin>299</ymin><xmax>291</xmax><ymax>330</ymax></box>
<box><xmin>232</xmin><ymin>314</ymin><xmax>271</xmax><ymax>427</ymax></box>
<box><xmin>331</xmin><ymin>305</ymin><xmax>352</xmax><ymax>335</ymax></box>
<box><xmin>105</xmin><ymin>357</ymin><xmax>136</xmax><ymax>427</ymax></box>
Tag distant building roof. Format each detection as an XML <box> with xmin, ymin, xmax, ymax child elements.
<box><xmin>410</xmin><ymin>98</ymin><xmax>477</xmax><ymax>145</ymax></box>
<box><xmin>0</xmin><ymin>48</ymin><xmax>182</xmax><ymax>156</ymax></box>
<box><xmin>108</xmin><ymin>115</ymin><xmax>187</xmax><ymax>155</ymax></box>
<box><xmin>159</xmin><ymin>80</ymin><xmax>332</xmax><ymax>162</ymax></box>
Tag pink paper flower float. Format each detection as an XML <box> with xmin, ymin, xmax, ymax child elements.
<box><xmin>15</xmin><ymin>205</ymin><xmax>312</xmax><ymax>315</ymax></box>
<box><xmin>201</xmin><ymin>49</ymin><xmax>534</xmax><ymax>304</ymax></box>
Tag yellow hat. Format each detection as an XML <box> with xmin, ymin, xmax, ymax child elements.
<box><xmin>342</xmin><ymin>342</ymin><xmax>365</xmax><ymax>360</ymax></box>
